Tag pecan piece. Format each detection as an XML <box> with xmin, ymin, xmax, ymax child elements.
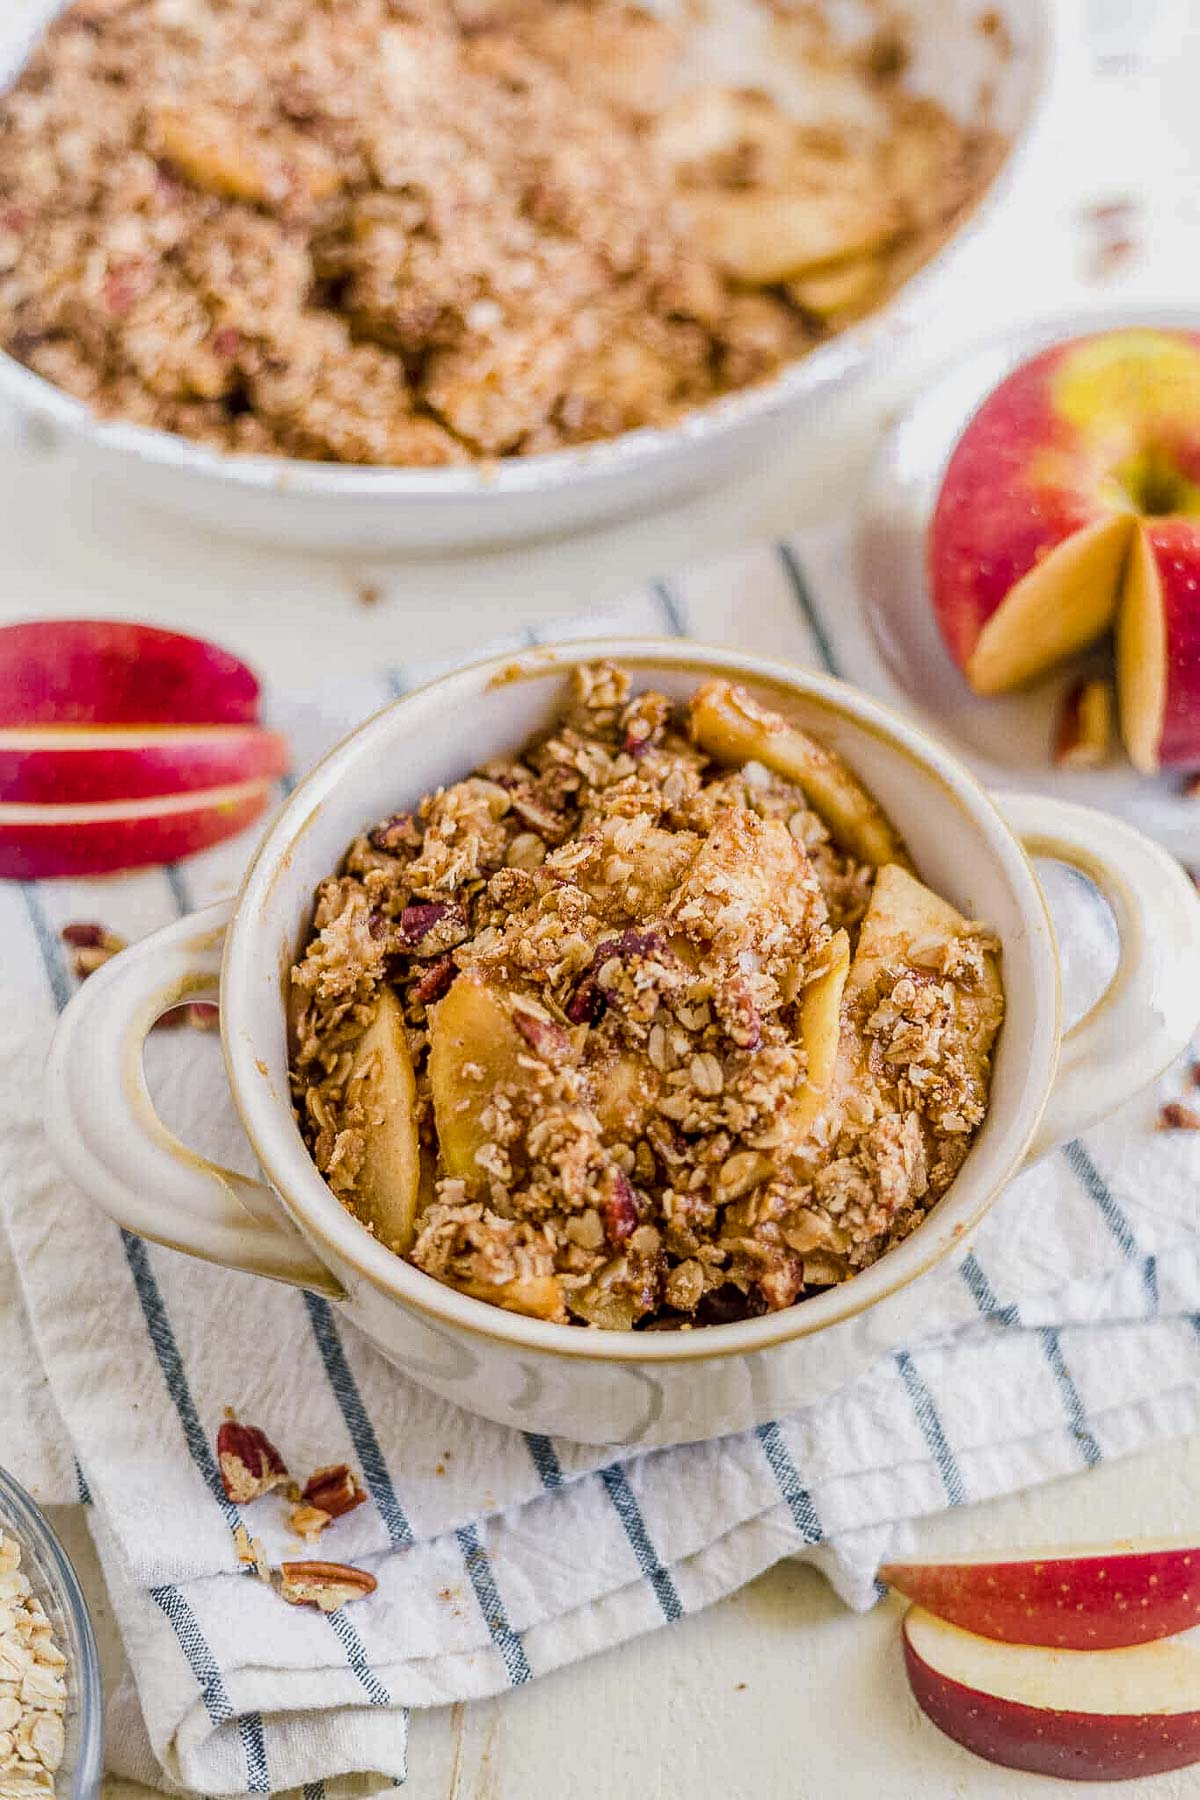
<box><xmin>217</xmin><ymin>1418</ymin><xmax>288</xmax><ymax>1504</ymax></box>
<box><xmin>414</xmin><ymin>955</ymin><xmax>456</xmax><ymax>1005</ymax></box>
<box><xmin>303</xmin><ymin>1463</ymin><xmax>367</xmax><ymax>1520</ymax></box>
<box><xmin>510</xmin><ymin>791</ymin><xmax>569</xmax><ymax>843</ymax></box>
<box><xmin>61</xmin><ymin>921</ymin><xmax>126</xmax><ymax>979</ymax></box>
<box><xmin>1158</xmin><ymin>1102</ymin><xmax>1200</xmax><ymax>1131</ymax></box>
<box><xmin>279</xmin><ymin>1561</ymin><xmax>377</xmax><ymax>1611</ymax></box>
<box><xmin>398</xmin><ymin>902</ymin><xmax>467</xmax><ymax>954</ymax></box>
<box><xmin>288</xmin><ymin>1503</ymin><xmax>332</xmax><ymax>1545</ymax></box>
<box><xmin>599</xmin><ymin>1168</ymin><xmax>639</xmax><ymax>1244</ymax></box>
<box><xmin>565</xmin><ymin>973</ymin><xmax>605</xmax><ymax>1026</ymax></box>
<box><xmin>369</xmin><ymin>812</ymin><xmax>421</xmax><ymax>854</ymax></box>
<box><xmin>511</xmin><ymin>1000</ymin><xmax>572</xmax><ymax>1062</ymax></box>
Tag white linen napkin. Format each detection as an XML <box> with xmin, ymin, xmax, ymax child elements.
<box><xmin>3</xmin><ymin>534</ymin><xmax>1199</xmax><ymax>1800</ymax></box>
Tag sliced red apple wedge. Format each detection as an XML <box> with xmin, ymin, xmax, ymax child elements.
<box><xmin>903</xmin><ymin>1604</ymin><xmax>1200</xmax><ymax>1780</ymax></box>
<box><xmin>0</xmin><ymin>619</ymin><xmax>261</xmax><ymax>726</ymax></box>
<box><xmin>1117</xmin><ymin>518</ymin><xmax>1200</xmax><ymax>771</ymax></box>
<box><xmin>0</xmin><ymin>779</ymin><xmax>274</xmax><ymax>878</ymax></box>
<box><xmin>0</xmin><ymin>724</ymin><xmax>290</xmax><ymax>804</ymax></box>
<box><xmin>882</xmin><ymin>1538</ymin><xmax>1200</xmax><ymax>1649</ymax></box>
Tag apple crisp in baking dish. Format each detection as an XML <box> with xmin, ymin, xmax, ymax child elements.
<box><xmin>289</xmin><ymin>665</ymin><xmax>1004</xmax><ymax>1329</ymax></box>
<box><xmin>0</xmin><ymin>0</ymin><xmax>1005</xmax><ymax>464</ymax></box>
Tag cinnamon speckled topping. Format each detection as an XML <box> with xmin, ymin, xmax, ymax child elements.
<box><xmin>0</xmin><ymin>0</ymin><xmax>1003</xmax><ymax>464</ymax></box>
<box><xmin>290</xmin><ymin>664</ymin><xmax>1004</xmax><ymax>1329</ymax></box>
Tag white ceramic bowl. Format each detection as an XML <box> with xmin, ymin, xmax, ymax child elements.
<box><xmin>44</xmin><ymin>641</ymin><xmax>1200</xmax><ymax>1447</ymax></box>
<box><xmin>0</xmin><ymin>0</ymin><xmax>1059</xmax><ymax>551</ymax></box>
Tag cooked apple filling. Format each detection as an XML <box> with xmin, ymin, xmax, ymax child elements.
<box><xmin>290</xmin><ymin>666</ymin><xmax>1004</xmax><ymax>1328</ymax></box>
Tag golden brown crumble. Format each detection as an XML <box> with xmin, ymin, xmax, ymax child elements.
<box><xmin>0</xmin><ymin>0</ymin><xmax>1004</xmax><ymax>464</ymax></box>
<box><xmin>290</xmin><ymin>665</ymin><xmax>1004</xmax><ymax>1329</ymax></box>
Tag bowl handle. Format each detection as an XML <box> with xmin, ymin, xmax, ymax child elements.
<box><xmin>43</xmin><ymin>898</ymin><xmax>344</xmax><ymax>1297</ymax></box>
<box><xmin>996</xmin><ymin>793</ymin><xmax>1200</xmax><ymax>1162</ymax></box>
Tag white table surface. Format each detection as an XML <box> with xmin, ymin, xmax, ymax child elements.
<box><xmin>5</xmin><ymin>2</ymin><xmax>1200</xmax><ymax>1794</ymax></box>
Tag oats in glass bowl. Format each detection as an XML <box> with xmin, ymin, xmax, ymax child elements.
<box><xmin>289</xmin><ymin>664</ymin><xmax>1004</xmax><ymax>1330</ymax></box>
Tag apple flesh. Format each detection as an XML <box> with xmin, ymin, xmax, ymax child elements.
<box><xmin>882</xmin><ymin>1538</ymin><xmax>1200</xmax><ymax>1649</ymax></box>
<box><xmin>929</xmin><ymin>328</ymin><xmax>1200</xmax><ymax>715</ymax></box>
<box><xmin>0</xmin><ymin>779</ymin><xmax>273</xmax><ymax>878</ymax></box>
<box><xmin>0</xmin><ymin>724</ymin><xmax>290</xmax><ymax>804</ymax></box>
<box><xmin>903</xmin><ymin>1604</ymin><xmax>1200</xmax><ymax>1780</ymax></box>
<box><xmin>0</xmin><ymin>619</ymin><xmax>261</xmax><ymax>726</ymax></box>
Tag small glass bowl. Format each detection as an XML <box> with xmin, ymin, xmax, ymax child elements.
<box><xmin>0</xmin><ymin>1466</ymin><xmax>103</xmax><ymax>1799</ymax></box>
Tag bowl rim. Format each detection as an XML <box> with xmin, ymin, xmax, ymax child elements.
<box><xmin>0</xmin><ymin>0</ymin><xmax>1060</xmax><ymax>501</ymax></box>
<box><xmin>0</xmin><ymin>1464</ymin><xmax>104</xmax><ymax>1800</ymax></box>
<box><xmin>221</xmin><ymin>636</ymin><xmax>1062</xmax><ymax>1363</ymax></box>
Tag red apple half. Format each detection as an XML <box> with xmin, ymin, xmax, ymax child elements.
<box><xmin>0</xmin><ymin>779</ymin><xmax>274</xmax><ymax>878</ymax></box>
<box><xmin>0</xmin><ymin>620</ymin><xmax>261</xmax><ymax>726</ymax></box>
<box><xmin>903</xmin><ymin>1604</ymin><xmax>1200</xmax><ymax>1781</ymax></box>
<box><xmin>881</xmin><ymin>1538</ymin><xmax>1200</xmax><ymax>1649</ymax></box>
<box><xmin>0</xmin><ymin>724</ymin><xmax>290</xmax><ymax>805</ymax></box>
<box><xmin>930</xmin><ymin>328</ymin><xmax>1200</xmax><ymax>716</ymax></box>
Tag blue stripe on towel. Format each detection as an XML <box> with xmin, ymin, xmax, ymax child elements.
<box><xmin>755</xmin><ymin>1422</ymin><xmax>823</xmax><ymax>1544</ymax></box>
<box><xmin>1063</xmin><ymin>1140</ymin><xmax>1159</xmax><ymax>1313</ymax></box>
<box><xmin>1063</xmin><ymin>1139</ymin><xmax>1137</xmax><ymax>1256</ymax></box>
<box><xmin>303</xmin><ymin>1783</ymin><xmax>325</xmax><ymax>1800</ymax></box>
<box><xmin>74</xmin><ymin>1459</ymin><xmax>91</xmax><ymax>1506</ymax></box>
<box><xmin>323</xmin><ymin>1609</ymin><xmax>391</xmax><ymax>1706</ymax></box>
<box><xmin>1037</xmin><ymin>1327</ymin><xmax>1103</xmax><ymax>1467</ymax></box>
<box><xmin>22</xmin><ymin>881</ymin><xmax>271</xmax><ymax>1796</ymax></box>
<box><xmin>598</xmin><ymin>1464</ymin><xmax>683</xmax><ymax>1623</ymax></box>
<box><xmin>301</xmin><ymin>1293</ymin><xmax>414</xmax><ymax>1550</ymax></box>
<box><xmin>894</xmin><ymin>1351</ymin><xmax>967</xmax><ymax>1507</ymax></box>
<box><xmin>524</xmin><ymin>1434</ymin><xmax>565</xmax><ymax>1489</ymax></box>
<box><xmin>122</xmin><ymin>1231</ymin><xmax>241</xmax><ymax>1521</ymax></box>
<box><xmin>651</xmin><ymin>579</ymin><xmax>688</xmax><ymax>637</ymax></box>
<box><xmin>19</xmin><ymin>885</ymin><xmax>71</xmax><ymax>1012</ymax></box>
<box><xmin>455</xmin><ymin>1523</ymin><xmax>533</xmax><ymax>1684</ymax></box>
<box><xmin>527</xmin><ymin>1438</ymin><xmax>681</xmax><ymax>1623</ymax></box>
<box><xmin>162</xmin><ymin>862</ymin><xmax>192</xmax><ymax>917</ymax></box>
<box><xmin>962</xmin><ymin>1250</ymin><xmax>1106</xmax><ymax>1469</ymax></box>
<box><xmin>959</xmin><ymin>1252</ymin><xmax>1021</xmax><ymax>1328</ymax></box>
<box><xmin>148</xmin><ymin>1586</ymin><xmax>234</xmax><ymax>1725</ymax></box>
<box><xmin>776</xmin><ymin>544</ymin><xmax>841</xmax><ymax>679</ymax></box>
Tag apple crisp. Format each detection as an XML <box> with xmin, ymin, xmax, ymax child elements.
<box><xmin>0</xmin><ymin>0</ymin><xmax>1004</xmax><ymax>464</ymax></box>
<box><xmin>290</xmin><ymin>665</ymin><xmax>1004</xmax><ymax>1329</ymax></box>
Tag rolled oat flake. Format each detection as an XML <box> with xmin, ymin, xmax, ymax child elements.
<box><xmin>0</xmin><ymin>1533</ymin><xmax>68</xmax><ymax>1799</ymax></box>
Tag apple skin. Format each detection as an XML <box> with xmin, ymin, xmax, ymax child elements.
<box><xmin>930</xmin><ymin>339</ymin><xmax>1120</xmax><ymax>678</ymax></box>
<box><xmin>929</xmin><ymin>328</ymin><xmax>1200</xmax><ymax>696</ymax></box>
<box><xmin>903</xmin><ymin>1610</ymin><xmax>1200</xmax><ymax>1781</ymax></box>
<box><xmin>0</xmin><ymin>620</ymin><xmax>261</xmax><ymax>727</ymax></box>
<box><xmin>882</xmin><ymin>1543</ymin><xmax>1200</xmax><ymax>1649</ymax></box>
<box><xmin>0</xmin><ymin>725</ymin><xmax>290</xmax><ymax>804</ymax></box>
<box><xmin>0</xmin><ymin>780</ymin><xmax>272</xmax><ymax>878</ymax></box>
<box><xmin>1141</xmin><ymin>519</ymin><xmax>1200</xmax><ymax>769</ymax></box>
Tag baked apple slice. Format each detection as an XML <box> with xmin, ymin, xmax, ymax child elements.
<box><xmin>788</xmin><ymin>928</ymin><xmax>850</xmax><ymax>1139</ymax></box>
<box><xmin>345</xmin><ymin>988</ymin><xmax>423</xmax><ymax>1254</ymax></box>
<box><xmin>851</xmin><ymin>863</ymin><xmax>1003</xmax><ymax>1045</ymax></box>
<box><xmin>689</xmin><ymin>679</ymin><xmax>909</xmax><ymax>868</ymax></box>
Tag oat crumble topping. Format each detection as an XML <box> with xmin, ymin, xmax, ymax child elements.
<box><xmin>0</xmin><ymin>0</ymin><xmax>1004</xmax><ymax>464</ymax></box>
<box><xmin>290</xmin><ymin>664</ymin><xmax>1004</xmax><ymax>1328</ymax></box>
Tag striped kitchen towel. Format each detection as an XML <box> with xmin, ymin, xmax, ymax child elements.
<box><xmin>3</xmin><ymin>539</ymin><xmax>1200</xmax><ymax>1800</ymax></box>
